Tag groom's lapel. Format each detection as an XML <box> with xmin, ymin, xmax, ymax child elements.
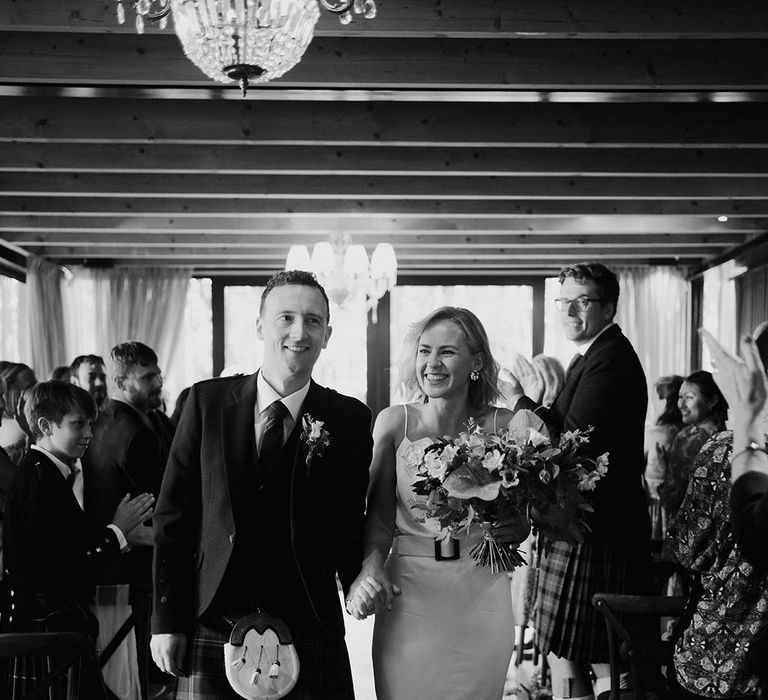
<box><xmin>222</xmin><ymin>372</ymin><xmax>259</xmax><ymax>490</ymax></box>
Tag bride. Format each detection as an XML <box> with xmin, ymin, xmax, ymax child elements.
<box><xmin>346</xmin><ymin>306</ymin><xmax>523</xmax><ymax>700</ymax></box>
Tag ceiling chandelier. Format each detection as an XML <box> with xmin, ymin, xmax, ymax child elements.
<box><xmin>285</xmin><ymin>234</ymin><xmax>397</xmax><ymax>322</ymax></box>
<box><xmin>116</xmin><ymin>0</ymin><xmax>377</xmax><ymax>95</ymax></box>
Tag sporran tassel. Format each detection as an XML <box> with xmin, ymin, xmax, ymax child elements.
<box><xmin>231</xmin><ymin>645</ymin><xmax>248</xmax><ymax>671</ymax></box>
<box><xmin>269</xmin><ymin>645</ymin><xmax>281</xmax><ymax>678</ymax></box>
<box><xmin>250</xmin><ymin>645</ymin><xmax>264</xmax><ymax>685</ymax></box>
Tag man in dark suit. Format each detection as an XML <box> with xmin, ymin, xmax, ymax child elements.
<box><xmin>70</xmin><ymin>353</ymin><xmax>108</xmax><ymax>408</ymax></box>
<box><xmin>505</xmin><ymin>262</ymin><xmax>649</xmax><ymax>700</ymax></box>
<box><xmin>150</xmin><ymin>270</ymin><xmax>372</xmax><ymax>700</ymax></box>
<box><xmin>82</xmin><ymin>341</ymin><xmax>166</xmax><ymax>697</ymax></box>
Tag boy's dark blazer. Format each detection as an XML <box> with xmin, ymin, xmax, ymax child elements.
<box><xmin>3</xmin><ymin>449</ymin><xmax>121</xmax><ymax>625</ymax></box>
<box><xmin>517</xmin><ymin>324</ymin><xmax>650</xmax><ymax>545</ymax></box>
<box><xmin>151</xmin><ymin>372</ymin><xmax>372</xmax><ymax>637</ymax></box>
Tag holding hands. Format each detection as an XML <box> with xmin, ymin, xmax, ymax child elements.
<box><xmin>345</xmin><ymin>562</ymin><xmax>401</xmax><ymax>620</ymax></box>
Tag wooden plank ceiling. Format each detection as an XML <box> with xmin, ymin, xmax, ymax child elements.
<box><xmin>1</xmin><ymin>0</ymin><xmax>768</xmax><ymax>278</ymax></box>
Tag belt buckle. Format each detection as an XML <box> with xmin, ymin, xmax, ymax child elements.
<box><xmin>434</xmin><ymin>538</ymin><xmax>460</xmax><ymax>561</ymax></box>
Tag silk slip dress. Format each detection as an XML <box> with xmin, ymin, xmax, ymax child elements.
<box><xmin>371</xmin><ymin>405</ymin><xmax>515</xmax><ymax>700</ymax></box>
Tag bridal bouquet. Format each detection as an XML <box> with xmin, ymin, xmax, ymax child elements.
<box><xmin>408</xmin><ymin>410</ymin><xmax>608</xmax><ymax>572</ymax></box>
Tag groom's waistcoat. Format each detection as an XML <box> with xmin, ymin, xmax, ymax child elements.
<box><xmin>205</xmin><ymin>425</ymin><xmax>317</xmax><ymax>632</ymax></box>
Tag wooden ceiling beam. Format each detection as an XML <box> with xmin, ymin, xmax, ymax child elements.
<box><xmin>2</xmin><ymin>173</ymin><xmax>767</xmax><ymax>198</ymax></box>
<box><xmin>0</xmin><ymin>196</ymin><xmax>763</xmax><ymax>217</ymax></box>
<box><xmin>35</xmin><ymin>246</ymin><xmax>724</xmax><ymax>259</ymax></box>
<box><xmin>2</xmin><ymin>233</ymin><xmax>744</xmax><ymax>248</ymax></box>
<box><xmin>4</xmin><ymin>0</ymin><xmax>768</xmax><ymax>38</ymax></box>
<box><xmin>4</xmin><ymin>97</ymin><xmax>768</xmax><ymax>146</ymax></box>
<box><xmin>4</xmin><ymin>143</ymin><xmax>768</xmax><ymax>176</ymax></box>
<box><xmin>0</xmin><ymin>217</ymin><xmax>759</xmax><ymax>235</ymax></box>
<box><xmin>4</xmin><ymin>33</ymin><xmax>768</xmax><ymax>89</ymax></box>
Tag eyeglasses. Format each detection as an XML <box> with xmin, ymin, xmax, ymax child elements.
<box><xmin>554</xmin><ymin>296</ymin><xmax>602</xmax><ymax>312</ymax></box>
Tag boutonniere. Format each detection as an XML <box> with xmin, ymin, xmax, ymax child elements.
<box><xmin>300</xmin><ymin>414</ymin><xmax>331</xmax><ymax>476</ymax></box>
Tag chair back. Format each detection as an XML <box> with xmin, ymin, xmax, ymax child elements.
<box><xmin>592</xmin><ymin>592</ymin><xmax>687</xmax><ymax>700</ymax></box>
<box><xmin>0</xmin><ymin>631</ymin><xmax>106</xmax><ymax>700</ymax></box>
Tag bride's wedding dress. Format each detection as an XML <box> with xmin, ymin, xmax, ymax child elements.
<box><xmin>371</xmin><ymin>406</ymin><xmax>515</xmax><ymax>700</ymax></box>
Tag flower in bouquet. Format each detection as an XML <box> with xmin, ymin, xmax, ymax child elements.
<box><xmin>410</xmin><ymin>410</ymin><xmax>608</xmax><ymax>572</ymax></box>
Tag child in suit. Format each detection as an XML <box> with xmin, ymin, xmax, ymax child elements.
<box><xmin>2</xmin><ymin>381</ymin><xmax>155</xmax><ymax>637</ymax></box>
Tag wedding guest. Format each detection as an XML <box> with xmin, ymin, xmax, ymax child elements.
<box><xmin>150</xmin><ymin>270</ymin><xmax>372</xmax><ymax>700</ymax></box>
<box><xmin>0</xmin><ymin>362</ymin><xmax>37</xmax><ymax>465</ymax></box>
<box><xmin>169</xmin><ymin>386</ymin><xmax>191</xmax><ymax>428</ymax></box>
<box><xmin>70</xmin><ymin>354</ymin><xmax>108</xmax><ymax>408</ymax></box>
<box><xmin>658</xmin><ymin>371</ymin><xmax>728</xmax><ymax>535</ymax></box>
<box><xmin>700</xmin><ymin>324</ymin><xmax>768</xmax><ymax>571</ymax></box>
<box><xmin>1</xmin><ymin>381</ymin><xmax>154</xmax><ymax>698</ymax></box>
<box><xmin>49</xmin><ymin>365</ymin><xmax>71</xmax><ymax>382</ymax></box>
<box><xmin>668</xmin><ymin>329</ymin><xmax>768</xmax><ymax>698</ymax></box>
<box><xmin>0</xmin><ymin>376</ymin><xmax>20</xmax><ymax>578</ymax></box>
<box><xmin>503</xmin><ymin>262</ymin><xmax>650</xmax><ymax>700</ymax></box>
<box><xmin>347</xmin><ymin>306</ymin><xmax>522</xmax><ymax>700</ymax></box>
<box><xmin>82</xmin><ymin>341</ymin><xmax>165</xmax><ymax>698</ymax></box>
<box><xmin>644</xmin><ymin>375</ymin><xmax>684</xmax><ymax>542</ymax></box>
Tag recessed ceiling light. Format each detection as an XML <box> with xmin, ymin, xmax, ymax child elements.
<box><xmin>717</xmin><ymin>215</ymin><xmax>729</xmax><ymax>222</ymax></box>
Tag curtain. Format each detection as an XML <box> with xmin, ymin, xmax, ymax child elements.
<box><xmin>61</xmin><ymin>267</ymin><xmax>191</xmax><ymax>405</ymax></box>
<box><xmin>737</xmin><ymin>265</ymin><xmax>768</xmax><ymax>337</ymax></box>
<box><xmin>614</xmin><ymin>266</ymin><xmax>690</xmax><ymax>420</ymax></box>
<box><xmin>26</xmin><ymin>256</ymin><xmax>66</xmax><ymax>379</ymax></box>
<box><xmin>701</xmin><ymin>259</ymin><xmax>739</xmax><ymax>363</ymax></box>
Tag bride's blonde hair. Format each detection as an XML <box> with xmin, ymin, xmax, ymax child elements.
<box><xmin>398</xmin><ymin>306</ymin><xmax>500</xmax><ymax>409</ymax></box>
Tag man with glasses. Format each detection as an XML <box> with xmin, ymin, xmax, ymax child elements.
<box><xmin>507</xmin><ymin>262</ymin><xmax>650</xmax><ymax>700</ymax></box>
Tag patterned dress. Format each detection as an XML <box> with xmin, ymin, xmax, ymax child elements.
<box><xmin>669</xmin><ymin>431</ymin><xmax>768</xmax><ymax>698</ymax></box>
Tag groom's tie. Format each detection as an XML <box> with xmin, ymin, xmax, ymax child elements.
<box><xmin>260</xmin><ymin>400</ymin><xmax>288</xmax><ymax>468</ymax></box>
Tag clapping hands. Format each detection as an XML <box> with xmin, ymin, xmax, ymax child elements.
<box><xmin>500</xmin><ymin>352</ymin><xmax>546</xmax><ymax>406</ymax></box>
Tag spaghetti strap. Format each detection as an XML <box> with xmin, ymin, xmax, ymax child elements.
<box><xmin>493</xmin><ymin>406</ymin><xmax>499</xmax><ymax>433</ymax></box>
<box><xmin>402</xmin><ymin>404</ymin><xmax>409</xmax><ymax>442</ymax></box>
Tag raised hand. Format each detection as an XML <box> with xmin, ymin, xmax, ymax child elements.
<box><xmin>111</xmin><ymin>492</ymin><xmax>155</xmax><ymax>535</ymax></box>
<box><xmin>700</xmin><ymin>328</ymin><xmax>768</xmax><ymax>426</ymax></box>
<box><xmin>125</xmin><ymin>522</ymin><xmax>154</xmax><ymax>547</ymax></box>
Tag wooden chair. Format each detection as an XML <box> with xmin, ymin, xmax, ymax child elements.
<box><xmin>0</xmin><ymin>631</ymin><xmax>106</xmax><ymax>700</ymax></box>
<box><xmin>591</xmin><ymin>593</ymin><xmax>687</xmax><ymax>700</ymax></box>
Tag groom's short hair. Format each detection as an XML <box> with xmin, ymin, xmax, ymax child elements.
<box><xmin>261</xmin><ymin>270</ymin><xmax>331</xmax><ymax>323</ymax></box>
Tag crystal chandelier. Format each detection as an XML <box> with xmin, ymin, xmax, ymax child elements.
<box><xmin>116</xmin><ymin>0</ymin><xmax>377</xmax><ymax>95</ymax></box>
<box><xmin>285</xmin><ymin>234</ymin><xmax>397</xmax><ymax>322</ymax></box>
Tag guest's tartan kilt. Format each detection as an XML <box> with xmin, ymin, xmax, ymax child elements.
<box><xmin>176</xmin><ymin>621</ymin><xmax>355</xmax><ymax>700</ymax></box>
<box><xmin>534</xmin><ymin>540</ymin><xmax>648</xmax><ymax>664</ymax></box>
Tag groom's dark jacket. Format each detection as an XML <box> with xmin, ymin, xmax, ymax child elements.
<box><xmin>151</xmin><ymin>372</ymin><xmax>372</xmax><ymax>637</ymax></box>
<box><xmin>517</xmin><ymin>324</ymin><xmax>649</xmax><ymax>546</ymax></box>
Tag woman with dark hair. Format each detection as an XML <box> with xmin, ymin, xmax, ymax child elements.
<box><xmin>346</xmin><ymin>306</ymin><xmax>521</xmax><ymax>700</ymax></box>
<box><xmin>644</xmin><ymin>374</ymin><xmax>684</xmax><ymax>541</ymax></box>
<box><xmin>659</xmin><ymin>370</ymin><xmax>728</xmax><ymax>530</ymax></box>
<box><xmin>0</xmin><ymin>362</ymin><xmax>37</xmax><ymax>465</ymax></box>
<box><xmin>667</xmin><ymin>326</ymin><xmax>768</xmax><ymax>699</ymax></box>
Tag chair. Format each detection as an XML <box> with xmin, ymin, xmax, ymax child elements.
<box><xmin>0</xmin><ymin>631</ymin><xmax>106</xmax><ymax>700</ymax></box>
<box><xmin>592</xmin><ymin>593</ymin><xmax>687</xmax><ymax>700</ymax></box>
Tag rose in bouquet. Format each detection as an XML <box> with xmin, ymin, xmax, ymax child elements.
<box><xmin>409</xmin><ymin>409</ymin><xmax>608</xmax><ymax>572</ymax></box>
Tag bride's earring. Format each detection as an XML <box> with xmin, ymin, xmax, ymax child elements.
<box><xmin>469</xmin><ymin>370</ymin><xmax>480</xmax><ymax>381</ymax></box>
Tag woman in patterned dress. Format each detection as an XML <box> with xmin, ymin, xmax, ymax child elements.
<box><xmin>669</xmin><ymin>402</ymin><xmax>768</xmax><ymax>698</ymax></box>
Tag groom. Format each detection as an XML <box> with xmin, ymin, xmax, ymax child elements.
<box><xmin>150</xmin><ymin>270</ymin><xmax>373</xmax><ymax>699</ymax></box>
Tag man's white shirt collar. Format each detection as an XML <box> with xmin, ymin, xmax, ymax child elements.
<box><xmin>574</xmin><ymin>321</ymin><xmax>615</xmax><ymax>355</ymax></box>
<box><xmin>256</xmin><ymin>371</ymin><xmax>310</xmax><ymax>424</ymax></box>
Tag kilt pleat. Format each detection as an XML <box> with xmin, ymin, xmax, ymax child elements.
<box><xmin>534</xmin><ymin>540</ymin><xmax>646</xmax><ymax>663</ymax></box>
<box><xmin>176</xmin><ymin>621</ymin><xmax>355</xmax><ymax>700</ymax></box>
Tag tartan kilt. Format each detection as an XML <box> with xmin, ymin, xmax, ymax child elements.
<box><xmin>534</xmin><ymin>540</ymin><xmax>648</xmax><ymax>664</ymax></box>
<box><xmin>176</xmin><ymin>621</ymin><xmax>355</xmax><ymax>700</ymax></box>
